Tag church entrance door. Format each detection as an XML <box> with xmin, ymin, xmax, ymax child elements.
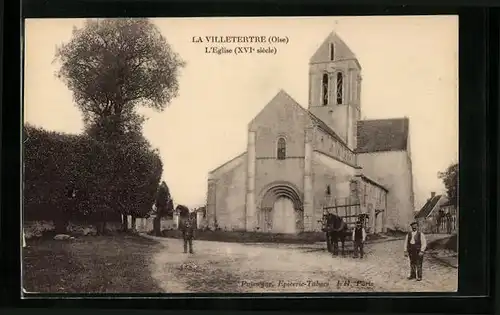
<box><xmin>272</xmin><ymin>197</ymin><xmax>296</xmax><ymax>234</ymax></box>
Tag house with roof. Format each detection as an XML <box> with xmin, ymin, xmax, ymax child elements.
<box><xmin>414</xmin><ymin>192</ymin><xmax>451</xmax><ymax>233</ymax></box>
<box><xmin>206</xmin><ymin>32</ymin><xmax>415</xmax><ymax>234</ymax></box>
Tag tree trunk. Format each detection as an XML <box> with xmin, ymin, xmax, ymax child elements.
<box><xmin>96</xmin><ymin>221</ymin><xmax>107</xmax><ymax>235</ymax></box>
<box><xmin>153</xmin><ymin>216</ymin><xmax>161</xmax><ymax>236</ymax></box>
<box><xmin>131</xmin><ymin>216</ymin><xmax>137</xmax><ymax>233</ymax></box>
<box><xmin>102</xmin><ymin>221</ymin><xmax>107</xmax><ymax>235</ymax></box>
<box><xmin>122</xmin><ymin>214</ymin><xmax>129</xmax><ymax>232</ymax></box>
<box><xmin>54</xmin><ymin>219</ymin><xmax>68</xmax><ymax>234</ymax></box>
<box><xmin>55</xmin><ymin>208</ymin><xmax>68</xmax><ymax>234</ymax></box>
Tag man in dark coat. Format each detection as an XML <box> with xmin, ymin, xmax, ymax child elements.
<box><xmin>404</xmin><ymin>221</ymin><xmax>428</xmax><ymax>281</ymax></box>
<box><xmin>352</xmin><ymin>220</ymin><xmax>366</xmax><ymax>258</ymax></box>
<box><xmin>178</xmin><ymin>207</ymin><xmax>195</xmax><ymax>254</ymax></box>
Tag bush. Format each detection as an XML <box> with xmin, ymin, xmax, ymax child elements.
<box><xmin>24</xmin><ymin>125</ymin><xmax>162</xmax><ymax>230</ymax></box>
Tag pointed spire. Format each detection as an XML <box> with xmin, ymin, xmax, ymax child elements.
<box><xmin>309</xmin><ymin>31</ymin><xmax>358</xmax><ymax>65</ymax></box>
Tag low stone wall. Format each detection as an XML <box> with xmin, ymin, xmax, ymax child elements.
<box><xmin>23</xmin><ymin>220</ymin><xmax>123</xmax><ymax>238</ymax></box>
<box><xmin>197</xmin><ymin>216</ymin><xmax>208</xmax><ymax>230</ymax></box>
<box><xmin>131</xmin><ymin>216</ymin><xmax>177</xmax><ymax>233</ymax></box>
<box><xmin>24</xmin><ymin>215</ymin><xmax>181</xmax><ymax>239</ymax></box>
<box><xmin>24</xmin><ymin>220</ymin><xmax>55</xmax><ymax>239</ymax></box>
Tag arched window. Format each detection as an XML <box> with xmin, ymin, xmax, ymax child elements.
<box><xmin>277</xmin><ymin>137</ymin><xmax>286</xmax><ymax>160</ymax></box>
<box><xmin>336</xmin><ymin>72</ymin><xmax>343</xmax><ymax>104</ymax></box>
<box><xmin>322</xmin><ymin>73</ymin><xmax>329</xmax><ymax>105</ymax></box>
<box><xmin>330</xmin><ymin>43</ymin><xmax>335</xmax><ymax>61</ymax></box>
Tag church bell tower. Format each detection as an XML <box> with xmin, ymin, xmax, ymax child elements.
<box><xmin>308</xmin><ymin>32</ymin><xmax>362</xmax><ymax>151</ymax></box>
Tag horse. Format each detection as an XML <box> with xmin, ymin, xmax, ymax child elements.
<box><xmin>322</xmin><ymin>213</ymin><xmax>370</xmax><ymax>256</ymax></box>
<box><xmin>322</xmin><ymin>213</ymin><xmax>349</xmax><ymax>256</ymax></box>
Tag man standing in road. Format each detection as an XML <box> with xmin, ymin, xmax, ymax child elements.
<box><xmin>352</xmin><ymin>220</ymin><xmax>367</xmax><ymax>258</ymax></box>
<box><xmin>404</xmin><ymin>221</ymin><xmax>427</xmax><ymax>281</ymax></box>
<box><xmin>178</xmin><ymin>206</ymin><xmax>195</xmax><ymax>254</ymax></box>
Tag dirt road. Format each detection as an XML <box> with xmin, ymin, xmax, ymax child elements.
<box><xmin>147</xmin><ymin>234</ymin><xmax>457</xmax><ymax>293</ymax></box>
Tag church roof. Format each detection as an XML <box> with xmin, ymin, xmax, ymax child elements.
<box><xmin>415</xmin><ymin>194</ymin><xmax>443</xmax><ymax>219</ymax></box>
<box><xmin>356</xmin><ymin>118</ymin><xmax>409</xmax><ymax>153</ymax></box>
<box><xmin>208</xmin><ymin>152</ymin><xmax>246</xmax><ymax>175</ymax></box>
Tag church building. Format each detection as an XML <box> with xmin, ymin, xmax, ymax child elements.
<box><xmin>206</xmin><ymin>32</ymin><xmax>415</xmax><ymax>234</ymax></box>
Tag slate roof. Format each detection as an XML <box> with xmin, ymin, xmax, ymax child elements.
<box><xmin>415</xmin><ymin>195</ymin><xmax>443</xmax><ymax>219</ymax></box>
<box><xmin>356</xmin><ymin>118</ymin><xmax>410</xmax><ymax>153</ymax></box>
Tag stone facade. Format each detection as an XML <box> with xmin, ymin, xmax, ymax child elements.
<box><xmin>206</xmin><ymin>31</ymin><xmax>414</xmax><ymax>234</ymax></box>
<box><xmin>357</xmin><ymin>150</ymin><xmax>414</xmax><ymax>231</ymax></box>
<box><xmin>207</xmin><ymin>154</ymin><xmax>247</xmax><ymax>231</ymax></box>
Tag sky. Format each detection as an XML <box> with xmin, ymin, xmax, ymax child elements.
<box><xmin>24</xmin><ymin>16</ymin><xmax>458</xmax><ymax>210</ymax></box>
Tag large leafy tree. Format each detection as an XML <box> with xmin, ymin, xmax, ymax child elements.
<box><xmin>55</xmin><ymin>18</ymin><xmax>186</xmax><ymax>140</ymax></box>
<box><xmin>53</xmin><ymin>18</ymin><xmax>183</xmax><ymax>231</ymax></box>
<box><xmin>438</xmin><ymin>162</ymin><xmax>458</xmax><ymax>207</ymax></box>
<box><xmin>24</xmin><ymin>125</ymin><xmax>162</xmax><ymax>234</ymax></box>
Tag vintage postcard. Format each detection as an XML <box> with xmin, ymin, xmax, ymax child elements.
<box><xmin>22</xmin><ymin>16</ymin><xmax>458</xmax><ymax>294</ymax></box>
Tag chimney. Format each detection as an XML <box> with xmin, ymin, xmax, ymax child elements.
<box><xmin>431</xmin><ymin>192</ymin><xmax>436</xmax><ymax>198</ymax></box>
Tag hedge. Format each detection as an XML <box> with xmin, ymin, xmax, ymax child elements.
<box><xmin>23</xmin><ymin>125</ymin><xmax>163</xmax><ymax>227</ymax></box>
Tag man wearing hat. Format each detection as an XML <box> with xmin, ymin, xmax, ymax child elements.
<box><xmin>404</xmin><ymin>221</ymin><xmax>427</xmax><ymax>281</ymax></box>
<box><xmin>352</xmin><ymin>220</ymin><xmax>367</xmax><ymax>258</ymax></box>
<box><xmin>177</xmin><ymin>205</ymin><xmax>195</xmax><ymax>254</ymax></box>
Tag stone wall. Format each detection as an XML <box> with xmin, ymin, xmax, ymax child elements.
<box><xmin>210</xmin><ymin>160</ymin><xmax>247</xmax><ymax>231</ymax></box>
<box><xmin>24</xmin><ymin>220</ymin><xmax>56</xmax><ymax>238</ymax></box>
<box><xmin>249</xmin><ymin>91</ymin><xmax>308</xmax><ymax>160</ymax></box>
<box><xmin>357</xmin><ymin>175</ymin><xmax>388</xmax><ymax>233</ymax></box>
<box><xmin>207</xmin><ymin>154</ymin><xmax>247</xmax><ymax>231</ymax></box>
<box><xmin>311</xmin><ymin>151</ymin><xmax>357</xmax><ymax>232</ymax></box>
<box><xmin>23</xmin><ymin>220</ymin><xmax>122</xmax><ymax>238</ymax></box>
<box><xmin>196</xmin><ymin>211</ymin><xmax>208</xmax><ymax>229</ymax></box>
<box><xmin>358</xmin><ymin>151</ymin><xmax>415</xmax><ymax>231</ymax></box>
<box><xmin>130</xmin><ymin>215</ymin><xmax>178</xmax><ymax>232</ymax></box>
<box><xmin>23</xmin><ymin>215</ymin><xmax>179</xmax><ymax>238</ymax></box>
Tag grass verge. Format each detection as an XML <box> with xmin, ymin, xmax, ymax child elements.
<box><xmin>22</xmin><ymin>234</ymin><xmax>163</xmax><ymax>293</ymax></box>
